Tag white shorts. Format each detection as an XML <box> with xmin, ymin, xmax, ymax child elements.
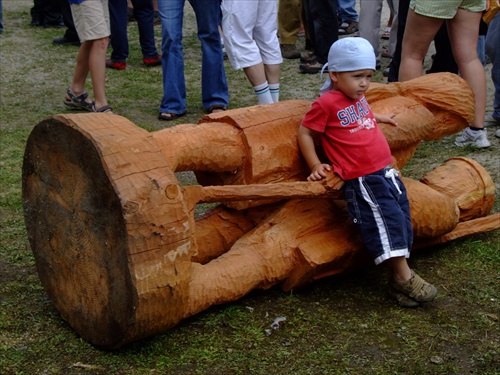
<box><xmin>221</xmin><ymin>0</ymin><xmax>283</xmax><ymax>70</ymax></box>
<box><xmin>71</xmin><ymin>0</ymin><xmax>110</xmax><ymax>43</ymax></box>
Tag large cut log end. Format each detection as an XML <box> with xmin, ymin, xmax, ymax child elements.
<box><xmin>22</xmin><ymin>115</ymin><xmax>134</xmax><ymax>347</ymax></box>
<box><xmin>22</xmin><ymin>114</ymin><xmax>193</xmax><ymax>348</ymax></box>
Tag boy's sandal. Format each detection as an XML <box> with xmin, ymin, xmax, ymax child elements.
<box><xmin>93</xmin><ymin>105</ymin><xmax>113</xmax><ymax>113</ymax></box>
<box><xmin>207</xmin><ymin>104</ymin><xmax>227</xmax><ymax>114</ymax></box>
<box><xmin>64</xmin><ymin>88</ymin><xmax>94</xmax><ymax>111</ymax></box>
<box><xmin>158</xmin><ymin>111</ymin><xmax>186</xmax><ymax>121</ymax></box>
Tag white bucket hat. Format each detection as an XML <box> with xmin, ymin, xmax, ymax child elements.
<box><xmin>319</xmin><ymin>37</ymin><xmax>376</xmax><ymax>96</ymax></box>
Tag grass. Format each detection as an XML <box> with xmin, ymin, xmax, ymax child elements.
<box><xmin>1</xmin><ymin>1</ymin><xmax>499</xmax><ymax>374</ymax></box>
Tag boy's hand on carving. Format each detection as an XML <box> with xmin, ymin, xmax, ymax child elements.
<box><xmin>307</xmin><ymin>163</ymin><xmax>331</xmax><ymax>181</ymax></box>
<box><xmin>375</xmin><ymin>112</ymin><xmax>398</xmax><ymax>126</ymax></box>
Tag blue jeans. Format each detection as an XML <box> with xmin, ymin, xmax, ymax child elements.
<box><xmin>486</xmin><ymin>12</ymin><xmax>500</xmax><ymax>120</ymax></box>
<box><xmin>109</xmin><ymin>0</ymin><xmax>158</xmax><ymax>61</ymax></box>
<box><xmin>336</xmin><ymin>0</ymin><xmax>358</xmax><ymax>22</ymax></box>
<box><xmin>158</xmin><ymin>0</ymin><xmax>229</xmax><ymax>114</ymax></box>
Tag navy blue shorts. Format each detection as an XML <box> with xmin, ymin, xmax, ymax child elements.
<box><xmin>344</xmin><ymin>166</ymin><xmax>413</xmax><ymax>265</ymax></box>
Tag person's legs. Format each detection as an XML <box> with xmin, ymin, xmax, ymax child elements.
<box><xmin>399</xmin><ymin>9</ymin><xmax>443</xmax><ymax>81</ymax></box>
<box><xmin>0</xmin><ymin>0</ymin><xmax>3</xmax><ymax>34</ymax></box>
<box><xmin>278</xmin><ymin>0</ymin><xmax>301</xmax><ymax>45</ymax></box>
<box><xmin>89</xmin><ymin>36</ymin><xmax>110</xmax><ymax>109</ymax></box>
<box><xmin>386</xmin><ymin>256</ymin><xmax>411</xmax><ymax>282</ymax></box>
<box><xmin>337</xmin><ymin>0</ymin><xmax>358</xmax><ymax>22</ymax></box>
<box><xmin>222</xmin><ymin>0</ymin><xmax>272</xmax><ymax>104</ymax></box>
<box><xmin>54</xmin><ymin>0</ymin><xmax>80</xmax><ymax>44</ymax></box>
<box><xmin>254</xmin><ymin>0</ymin><xmax>282</xmax><ymax>102</ymax></box>
<box><xmin>42</xmin><ymin>0</ymin><xmax>64</xmax><ymax>27</ymax></box>
<box><xmin>345</xmin><ymin>171</ymin><xmax>412</xmax><ymax>266</ymax></box>
<box><xmin>70</xmin><ymin>41</ymin><xmax>92</xmax><ymax>97</ymax></box>
<box><xmin>301</xmin><ymin>0</ymin><xmax>315</xmax><ymax>52</ymax></box>
<box><xmin>448</xmin><ymin>9</ymin><xmax>485</xmax><ymax>129</ymax></box>
<box><xmin>387</xmin><ymin>0</ymin><xmax>409</xmax><ymax>82</ymax></box>
<box><xmin>158</xmin><ymin>0</ymin><xmax>186</xmax><ymax>115</ymax></box>
<box><xmin>359</xmin><ymin>0</ymin><xmax>383</xmax><ymax>68</ymax></box>
<box><xmin>242</xmin><ymin>64</ymin><xmax>274</xmax><ymax>105</ymax></box>
<box><xmin>131</xmin><ymin>0</ymin><xmax>159</xmax><ymax>59</ymax></box>
<box><xmin>345</xmin><ymin>171</ymin><xmax>436</xmax><ymax>306</ymax></box>
<box><xmin>309</xmin><ymin>0</ymin><xmax>337</xmax><ymax>65</ymax></box>
<box><xmin>109</xmin><ymin>0</ymin><xmax>129</xmax><ymax>62</ymax></box>
<box><xmin>278</xmin><ymin>0</ymin><xmax>301</xmax><ymax>59</ymax></box>
<box><xmin>253</xmin><ymin>0</ymin><xmax>281</xmax><ymax>83</ymax></box>
<box><xmin>427</xmin><ymin>23</ymin><xmax>458</xmax><ymax>74</ymax></box>
<box><xmin>31</xmin><ymin>0</ymin><xmax>44</xmax><ymax>25</ymax></box>
<box><xmin>264</xmin><ymin>64</ymin><xmax>280</xmax><ymax>86</ymax></box>
<box><xmin>190</xmin><ymin>0</ymin><xmax>229</xmax><ymax>111</ymax></box>
<box><xmin>245</xmin><ymin>63</ymin><xmax>268</xmax><ymax>87</ymax></box>
<box><xmin>485</xmin><ymin>13</ymin><xmax>500</xmax><ymax>122</ymax></box>
<box><xmin>387</xmin><ymin>0</ymin><xmax>398</xmax><ymax>57</ymax></box>
<box><xmin>337</xmin><ymin>0</ymin><xmax>358</xmax><ymax>35</ymax></box>
<box><xmin>68</xmin><ymin>0</ymin><xmax>111</xmax><ymax>110</ymax></box>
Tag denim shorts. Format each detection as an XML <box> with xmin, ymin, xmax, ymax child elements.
<box><xmin>344</xmin><ymin>167</ymin><xmax>413</xmax><ymax>265</ymax></box>
<box><xmin>409</xmin><ymin>0</ymin><xmax>486</xmax><ymax>19</ymax></box>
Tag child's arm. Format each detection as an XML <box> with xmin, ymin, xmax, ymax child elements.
<box><xmin>298</xmin><ymin>125</ymin><xmax>331</xmax><ymax>181</ymax></box>
<box><xmin>374</xmin><ymin>112</ymin><xmax>398</xmax><ymax>126</ymax></box>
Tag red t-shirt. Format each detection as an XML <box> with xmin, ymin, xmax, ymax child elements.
<box><xmin>302</xmin><ymin>91</ymin><xmax>393</xmax><ymax>180</ymax></box>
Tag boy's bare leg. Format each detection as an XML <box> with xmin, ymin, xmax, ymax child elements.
<box><xmin>386</xmin><ymin>256</ymin><xmax>412</xmax><ymax>282</ymax></box>
<box><xmin>448</xmin><ymin>9</ymin><xmax>486</xmax><ymax>129</ymax></box>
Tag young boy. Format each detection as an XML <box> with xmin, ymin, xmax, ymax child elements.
<box><xmin>298</xmin><ymin>37</ymin><xmax>437</xmax><ymax>307</ymax></box>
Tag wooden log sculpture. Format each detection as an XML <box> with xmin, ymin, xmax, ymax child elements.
<box><xmin>22</xmin><ymin>73</ymin><xmax>499</xmax><ymax>348</ymax></box>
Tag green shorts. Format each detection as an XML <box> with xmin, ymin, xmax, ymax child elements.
<box><xmin>409</xmin><ymin>0</ymin><xmax>486</xmax><ymax>19</ymax></box>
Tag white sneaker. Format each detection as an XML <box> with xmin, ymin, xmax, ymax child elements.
<box><xmin>455</xmin><ymin>127</ymin><xmax>491</xmax><ymax>148</ymax></box>
<box><xmin>495</xmin><ymin>128</ymin><xmax>500</xmax><ymax>138</ymax></box>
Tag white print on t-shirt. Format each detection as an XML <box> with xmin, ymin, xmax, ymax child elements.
<box><xmin>337</xmin><ymin>97</ymin><xmax>371</xmax><ymax>127</ymax></box>
<box><xmin>349</xmin><ymin>117</ymin><xmax>376</xmax><ymax>133</ymax></box>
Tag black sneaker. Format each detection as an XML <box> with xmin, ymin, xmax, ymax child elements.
<box><xmin>52</xmin><ymin>36</ymin><xmax>80</xmax><ymax>46</ymax></box>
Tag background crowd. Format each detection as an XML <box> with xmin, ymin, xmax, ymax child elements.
<box><xmin>1</xmin><ymin>0</ymin><xmax>497</xmax><ymax>143</ymax></box>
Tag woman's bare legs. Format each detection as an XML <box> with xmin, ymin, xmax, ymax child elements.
<box><xmin>399</xmin><ymin>9</ymin><xmax>443</xmax><ymax>81</ymax></box>
<box><xmin>448</xmin><ymin>9</ymin><xmax>485</xmax><ymax>129</ymax></box>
